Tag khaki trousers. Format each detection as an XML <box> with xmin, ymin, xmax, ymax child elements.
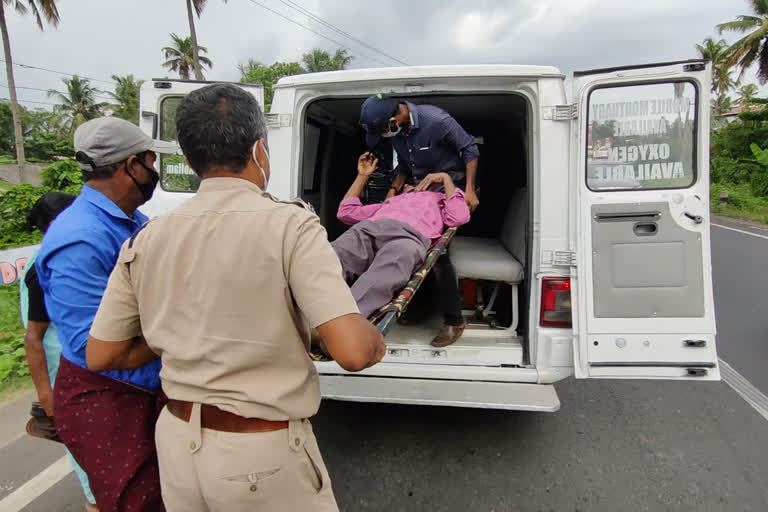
<box><xmin>155</xmin><ymin>404</ymin><xmax>339</xmax><ymax>511</ymax></box>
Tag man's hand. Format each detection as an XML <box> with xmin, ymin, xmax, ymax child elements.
<box><xmin>358</xmin><ymin>152</ymin><xmax>378</xmax><ymax>177</ymax></box>
<box><xmin>465</xmin><ymin>188</ymin><xmax>480</xmax><ymax>212</ymax></box>
<box><xmin>38</xmin><ymin>389</ymin><xmax>54</xmax><ymax>417</ymax></box>
<box><xmin>415</xmin><ymin>172</ymin><xmax>449</xmax><ymax>192</ymax></box>
<box><xmin>367</xmin><ymin>334</ymin><xmax>387</xmax><ymax>368</ymax></box>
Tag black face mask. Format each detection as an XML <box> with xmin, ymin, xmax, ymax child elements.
<box><xmin>128</xmin><ymin>158</ymin><xmax>160</xmax><ymax>202</ymax></box>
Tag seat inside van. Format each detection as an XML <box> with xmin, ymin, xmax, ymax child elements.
<box><xmin>301</xmin><ymin>93</ymin><xmax>530</xmax><ymax>366</ymax></box>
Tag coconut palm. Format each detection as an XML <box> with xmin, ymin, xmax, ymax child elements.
<box><xmin>712</xmin><ymin>95</ymin><xmax>733</xmax><ymax>116</ymax></box>
<box><xmin>717</xmin><ymin>0</ymin><xmax>768</xmax><ymax>83</ymax></box>
<box><xmin>695</xmin><ymin>37</ymin><xmax>737</xmax><ymax>95</ymax></box>
<box><xmin>163</xmin><ymin>33</ymin><xmax>212</xmax><ymax>80</ymax></box>
<box><xmin>47</xmin><ymin>75</ymin><xmax>104</xmax><ymax>134</ymax></box>
<box><xmin>186</xmin><ymin>0</ymin><xmax>226</xmax><ymax>80</ymax></box>
<box><xmin>302</xmin><ymin>48</ymin><xmax>353</xmax><ymax>73</ymax></box>
<box><xmin>0</xmin><ymin>0</ymin><xmax>60</xmax><ymax>182</ymax></box>
<box><xmin>108</xmin><ymin>74</ymin><xmax>144</xmax><ymax>123</ymax></box>
<box><xmin>738</xmin><ymin>83</ymin><xmax>760</xmax><ymax>105</ymax></box>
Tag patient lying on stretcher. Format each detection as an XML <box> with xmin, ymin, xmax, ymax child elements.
<box><xmin>331</xmin><ymin>152</ymin><xmax>471</xmax><ymax>319</ymax></box>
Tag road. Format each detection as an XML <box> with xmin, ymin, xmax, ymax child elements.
<box><xmin>1</xmin><ymin>217</ymin><xmax>768</xmax><ymax>511</ymax></box>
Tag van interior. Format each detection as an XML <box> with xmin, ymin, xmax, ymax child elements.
<box><xmin>301</xmin><ymin>94</ymin><xmax>531</xmax><ymax>367</ymax></box>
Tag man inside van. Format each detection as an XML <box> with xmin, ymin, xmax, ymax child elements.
<box><xmin>359</xmin><ymin>94</ymin><xmax>479</xmax><ymax>347</ymax></box>
<box><xmin>333</xmin><ymin>152</ymin><xmax>470</xmax><ymax>320</ymax></box>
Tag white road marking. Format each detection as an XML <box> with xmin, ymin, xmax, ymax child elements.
<box><xmin>712</xmin><ymin>223</ymin><xmax>768</xmax><ymax>241</ymax></box>
<box><xmin>720</xmin><ymin>358</ymin><xmax>768</xmax><ymax>423</ymax></box>
<box><xmin>0</xmin><ymin>455</ymin><xmax>72</xmax><ymax>512</ymax></box>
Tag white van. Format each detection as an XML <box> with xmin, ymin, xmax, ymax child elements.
<box><xmin>138</xmin><ymin>60</ymin><xmax>717</xmax><ymax>412</ymax></box>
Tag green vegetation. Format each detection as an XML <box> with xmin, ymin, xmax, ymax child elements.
<box><xmin>712</xmin><ymin>182</ymin><xmax>768</xmax><ymax>223</ymax></box>
<box><xmin>0</xmin><ymin>283</ymin><xmax>28</xmax><ymax>388</ymax></box>
<box><xmin>0</xmin><ymin>160</ymin><xmax>83</xmax><ymax>250</ymax></box>
<box><xmin>0</xmin><ymin>158</ymin><xmax>83</xmax><ymax>389</ymax></box>
<box><xmin>48</xmin><ymin>75</ymin><xmax>105</xmax><ymax>135</ymax></box>
<box><xmin>240</xmin><ymin>48</ymin><xmax>353</xmax><ymax>110</ymax></box>
<box><xmin>108</xmin><ymin>74</ymin><xmax>143</xmax><ymax>123</ymax></box>
<box><xmin>0</xmin><ymin>0</ymin><xmax>61</xmax><ymax>181</ymax></box>
<box><xmin>163</xmin><ymin>33</ymin><xmax>212</xmax><ymax>80</ymax></box>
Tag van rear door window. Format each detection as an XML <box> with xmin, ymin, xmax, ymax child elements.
<box><xmin>159</xmin><ymin>96</ymin><xmax>200</xmax><ymax>193</ymax></box>
<box><xmin>586</xmin><ymin>81</ymin><xmax>697</xmax><ymax>191</ymax></box>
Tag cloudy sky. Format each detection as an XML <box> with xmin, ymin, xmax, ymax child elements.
<box><xmin>0</xmin><ymin>0</ymin><xmax>754</xmax><ymax>107</ymax></box>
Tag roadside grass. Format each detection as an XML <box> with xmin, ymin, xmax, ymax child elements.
<box><xmin>711</xmin><ymin>182</ymin><xmax>768</xmax><ymax>225</ymax></box>
<box><xmin>0</xmin><ymin>284</ymin><xmax>29</xmax><ymax>394</ymax></box>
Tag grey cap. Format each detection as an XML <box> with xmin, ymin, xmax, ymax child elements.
<box><xmin>74</xmin><ymin>117</ymin><xmax>174</xmax><ymax>170</ymax></box>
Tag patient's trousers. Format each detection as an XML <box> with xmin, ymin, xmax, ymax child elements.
<box><xmin>331</xmin><ymin>219</ymin><xmax>430</xmax><ymax>319</ymax></box>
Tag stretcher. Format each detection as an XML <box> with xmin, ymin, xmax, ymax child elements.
<box><xmin>369</xmin><ymin>226</ymin><xmax>459</xmax><ymax>335</ymax></box>
<box><xmin>309</xmin><ymin>226</ymin><xmax>458</xmax><ymax>361</ymax></box>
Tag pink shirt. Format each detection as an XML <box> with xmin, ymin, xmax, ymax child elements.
<box><xmin>337</xmin><ymin>189</ymin><xmax>471</xmax><ymax>240</ymax></box>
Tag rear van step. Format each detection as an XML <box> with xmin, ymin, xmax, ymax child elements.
<box><xmin>319</xmin><ymin>376</ymin><xmax>560</xmax><ymax>411</ymax></box>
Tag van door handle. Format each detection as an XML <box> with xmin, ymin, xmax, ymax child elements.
<box><xmin>684</xmin><ymin>212</ymin><xmax>703</xmax><ymax>224</ymax></box>
<box><xmin>633</xmin><ymin>222</ymin><xmax>658</xmax><ymax>236</ymax></box>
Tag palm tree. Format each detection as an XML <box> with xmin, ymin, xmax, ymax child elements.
<box><xmin>695</xmin><ymin>37</ymin><xmax>737</xmax><ymax>95</ymax></box>
<box><xmin>712</xmin><ymin>95</ymin><xmax>733</xmax><ymax>116</ymax></box>
<box><xmin>738</xmin><ymin>83</ymin><xmax>760</xmax><ymax>105</ymax></box>
<box><xmin>302</xmin><ymin>48</ymin><xmax>353</xmax><ymax>73</ymax></box>
<box><xmin>108</xmin><ymin>74</ymin><xmax>143</xmax><ymax>123</ymax></box>
<box><xmin>0</xmin><ymin>0</ymin><xmax>60</xmax><ymax>182</ymax></box>
<box><xmin>47</xmin><ymin>75</ymin><xmax>104</xmax><ymax>134</ymax></box>
<box><xmin>163</xmin><ymin>33</ymin><xmax>212</xmax><ymax>80</ymax></box>
<box><xmin>186</xmin><ymin>0</ymin><xmax>226</xmax><ymax>81</ymax></box>
<box><xmin>717</xmin><ymin>0</ymin><xmax>768</xmax><ymax>83</ymax></box>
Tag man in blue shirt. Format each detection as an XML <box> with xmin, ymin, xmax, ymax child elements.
<box><xmin>36</xmin><ymin>117</ymin><xmax>167</xmax><ymax>512</ymax></box>
<box><xmin>359</xmin><ymin>94</ymin><xmax>480</xmax><ymax>347</ymax></box>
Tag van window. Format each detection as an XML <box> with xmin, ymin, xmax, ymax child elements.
<box><xmin>586</xmin><ymin>81</ymin><xmax>697</xmax><ymax>191</ymax></box>
<box><xmin>159</xmin><ymin>96</ymin><xmax>200</xmax><ymax>193</ymax></box>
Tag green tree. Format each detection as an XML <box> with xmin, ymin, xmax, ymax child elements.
<box><xmin>738</xmin><ymin>83</ymin><xmax>760</xmax><ymax>105</ymax></box>
<box><xmin>0</xmin><ymin>100</ymin><xmax>70</xmax><ymax>160</ymax></box>
<box><xmin>186</xmin><ymin>0</ymin><xmax>227</xmax><ymax>81</ymax></box>
<box><xmin>696</xmin><ymin>37</ymin><xmax>737</xmax><ymax>95</ymax></box>
<box><xmin>163</xmin><ymin>32</ymin><xmax>212</xmax><ymax>80</ymax></box>
<box><xmin>239</xmin><ymin>59</ymin><xmax>305</xmax><ymax>110</ymax></box>
<box><xmin>0</xmin><ymin>0</ymin><xmax>60</xmax><ymax>182</ymax></box>
<box><xmin>47</xmin><ymin>75</ymin><xmax>104</xmax><ymax>134</ymax></box>
<box><xmin>301</xmin><ymin>48</ymin><xmax>353</xmax><ymax>72</ymax></box>
<box><xmin>23</xmin><ymin>108</ymin><xmax>72</xmax><ymax>160</ymax></box>
<box><xmin>712</xmin><ymin>95</ymin><xmax>733</xmax><ymax>116</ymax></box>
<box><xmin>718</xmin><ymin>0</ymin><xmax>768</xmax><ymax>83</ymax></box>
<box><xmin>108</xmin><ymin>74</ymin><xmax>143</xmax><ymax>123</ymax></box>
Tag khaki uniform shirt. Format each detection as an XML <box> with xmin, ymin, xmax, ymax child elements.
<box><xmin>90</xmin><ymin>177</ymin><xmax>359</xmax><ymax>420</ymax></box>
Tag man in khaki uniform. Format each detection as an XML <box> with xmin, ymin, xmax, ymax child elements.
<box><xmin>85</xmin><ymin>83</ymin><xmax>386</xmax><ymax>511</ymax></box>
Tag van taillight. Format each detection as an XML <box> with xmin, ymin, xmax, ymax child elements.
<box><xmin>540</xmin><ymin>277</ymin><xmax>572</xmax><ymax>328</ymax></box>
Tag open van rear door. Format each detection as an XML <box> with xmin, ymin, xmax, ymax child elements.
<box><xmin>138</xmin><ymin>80</ymin><xmax>264</xmax><ymax>218</ymax></box>
<box><xmin>571</xmin><ymin>60</ymin><xmax>718</xmax><ymax>380</ymax></box>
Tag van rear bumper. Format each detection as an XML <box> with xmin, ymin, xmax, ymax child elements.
<box><xmin>319</xmin><ymin>375</ymin><xmax>561</xmax><ymax>412</ymax></box>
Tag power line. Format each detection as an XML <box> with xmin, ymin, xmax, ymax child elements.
<box><xmin>5</xmin><ymin>98</ymin><xmax>59</xmax><ymax>107</ymax></box>
<box><xmin>0</xmin><ymin>58</ymin><xmax>115</xmax><ymax>85</ymax></box>
<box><xmin>275</xmin><ymin>0</ymin><xmax>407</xmax><ymax>66</ymax></box>
<box><xmin>241</xmin><ymin>0</ymin><xmax>393</xmax><ymax>67</ymax></box>
<box><xmin>0</xmin><ymin>83</ymin><xmax>113</xmax><ymax>100</ymax></box>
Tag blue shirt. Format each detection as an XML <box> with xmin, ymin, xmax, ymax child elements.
<box><xmin>392</xmin><ymin>102</ymin><xmax>480</xmax><ymax>185</ymax></box>
<box><xmin>36</xmin><ymin>185</ymin><xmax>161</xmax><ymax>390</ymax></box>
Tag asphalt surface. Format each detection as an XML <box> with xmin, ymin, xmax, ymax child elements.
<box><xmin>1</xmin><ymin>217</ymin><xmax>767</xmax><ymax>512</ymax></box>
<box><xmin>711</xmin><ymin>216</ymin><xmax>768</xmax><ymax>395</ymax></box>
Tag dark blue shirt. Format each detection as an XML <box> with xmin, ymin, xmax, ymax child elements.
<box><xmin>36</xmin><ymin>185</ymin><xmax>161</xmax><ymax>390</ymax></box>
<box><xmin>392</xmin><ymin>102</ymin><xmax>480</xmax><ymax>185</ymax></box>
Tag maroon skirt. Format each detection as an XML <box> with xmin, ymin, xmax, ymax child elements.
<box><xmin>54</xmin><ymin>356</ymin><xmax>166</xmax><ymax>512</ymax></box>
